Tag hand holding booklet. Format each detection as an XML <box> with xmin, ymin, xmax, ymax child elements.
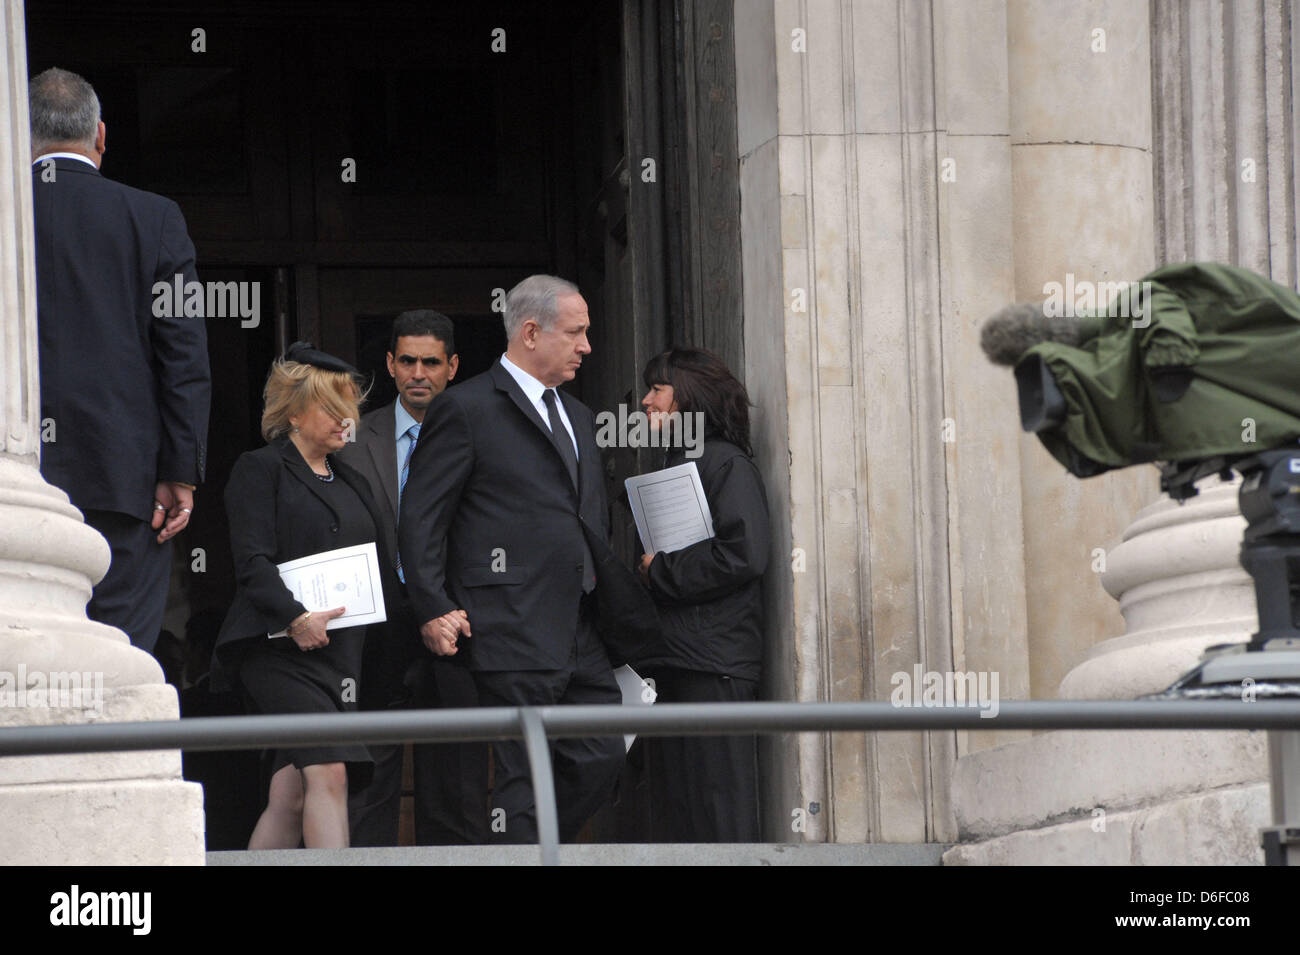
<box><xmin>624</xmin><ymin>461</ymin><xmax>715</xmax><ymax>555</ymax></box>
<box><xmin>268</xmin><ymin>541</ymin><xmax>387</xmax><ymax>638</ymax></box>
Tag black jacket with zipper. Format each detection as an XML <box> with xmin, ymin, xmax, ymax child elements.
<box><xmin>635</xmin><ymin>437</ymin><xmax>770</xmax><ymax>681</ymax></box>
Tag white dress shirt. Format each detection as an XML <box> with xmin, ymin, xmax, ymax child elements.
<box><xmin>498</xmin><ymin>353</ymin><xmax>579</xmax><ymax>458</ymax></box>
<box><xmin>33</xmin><ymin>152</ymin><xmax>97</xmax><ymax>169</ymax></box>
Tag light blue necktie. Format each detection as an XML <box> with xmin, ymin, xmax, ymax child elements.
<box><xmin>396</xmin><ymin>423</ymin><xmax>419</xmax><ymax>582</ymax></box>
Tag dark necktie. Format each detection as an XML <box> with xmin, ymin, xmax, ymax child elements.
<box><xmin>543</xmin><ymin>389</ymin><xmax>595</xmax><ymax>593</ymax></box>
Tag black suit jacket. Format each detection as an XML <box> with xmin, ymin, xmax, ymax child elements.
<box><xmin>335</xmin><ymin>403</ymin><xmax>402</xmax><ymax>569</ymax></box>
<box><xmin>334</xmin><ymin>402</ymin><xmax>424</xmax><ymax>693</ymax></box>
<box><xmin>398</xmin><ymin>360</ymin><xmax>657</xmax><ymax>672</ymax></box>
<box><xmin>33</xmin><ymin>157</ymin><xmax>210</xmax><ymax>520</ymax></box>
<box><xmin>637</xmin><ymin>438</ymin><xmax>769</xmax><ymax>681</ymax></box>
<box><xmin>211</xmin><ymin>439</ymin><xmax>401</xmax><ymax>698</ymax></box>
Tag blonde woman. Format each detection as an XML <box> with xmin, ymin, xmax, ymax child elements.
<box><xmin>212</xmin><ymin>343</ymin><xmax>397</xmax><ymax>849</ymax></box>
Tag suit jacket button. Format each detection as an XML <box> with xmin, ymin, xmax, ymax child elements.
<box><xmin>330</xmin><ymin>524</ymin><xmax>339</xmax><ymax>533</ymax></box>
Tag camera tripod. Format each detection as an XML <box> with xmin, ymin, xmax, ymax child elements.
<box><xmin>1155</xmin><ymin>449</ymin><xmax>1300</xmax><ymax>864</ymax></box>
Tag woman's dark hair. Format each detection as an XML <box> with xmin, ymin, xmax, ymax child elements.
<box><xmin>643</xmin><ymin>346</ymin><xmax>753</xmax><ymax>456</ymax></box>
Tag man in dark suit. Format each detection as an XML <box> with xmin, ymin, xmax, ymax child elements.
<box><xmin>29</xmin><ymin>67</ymin><xmax>210</xmax><ymax>655</ymax></box>
<box><xmin>398</xmin><ymin>275</ymin><xmax>625</xmax><ymax>844</ymax></box>
<box><xmin>338</xmin><ymin>309</ymin><xmax>489</xmax><ymax>846</ymax></box>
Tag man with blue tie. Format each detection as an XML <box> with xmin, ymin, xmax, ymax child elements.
<box><xmin>340</xmin><ymin>309</ymin><xmax>488</xmax><ymax>845</ymax></box>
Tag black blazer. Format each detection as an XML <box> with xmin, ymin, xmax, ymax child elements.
<box><xmin>334</xmin><ymin>402</ymin><xmax>402</xmax><ymax>571</ymax></box>
<box><xmin>33</xmin><ymin>157</ymin><xmax>210</xmax><ymax>520</ymax></box>
<box><xmin>334</xmin><ymin>402</ymin><xmax>424</xmax><ymax>692</ymax></box>
<box><xmin>636</xmin><ymin>438</ymin><xmax>769</xmax><ymax>681</ymax></box>
<box><xmin>398</xmin><ymin>360</ymin><xmax>657</xmax><ymax>672</ymax></box>
<box><xmin>211</xmin><ymin>439</ymin><xmax>402</xmax><ymax>698</ymax></box>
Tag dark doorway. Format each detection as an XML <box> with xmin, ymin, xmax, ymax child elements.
<box><xmin>26</xmin><ymin>0</ymin><xmax>745</xmax><ymax>848</ymax></box>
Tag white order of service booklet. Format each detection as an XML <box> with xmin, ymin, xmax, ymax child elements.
<box><xmin>624</xmin><ymin>461</ymin><xmax>715</xmax><ymax>556</ymax></box>
<box><xmin>268</xmin><ymin>541</ymin><xmax>387</xmax><ymax>638</ymax></box>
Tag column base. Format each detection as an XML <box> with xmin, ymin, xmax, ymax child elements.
<box><xmin>944</xmin><ymin>781</ymin><xmax>1268</xmax><ymax>865</ymax></box>
<box><xmin>946</xmin><ymin>727</ymin><xmax>1268</xmax><ymax>864</ymax></box>
<box><xmin>0</xmin><ymin>777</ymin><xmax>205</xmax><ymax>865</ymax></box>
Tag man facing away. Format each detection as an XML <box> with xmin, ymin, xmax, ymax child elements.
<box><xmin>338</xmin><ymin>309</ymin><xmax>489</xmax><ymax>845</ymax></box>
<box><xmin>30</xmin><ymin>67</ymin><xmax>210</xmax><ymax>655</ymax></box>
<box><xmin>398</xmin><ymin>275</ymin><xmax>625</xmax><ymax>843</ymax></box>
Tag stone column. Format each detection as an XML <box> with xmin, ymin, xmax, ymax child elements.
<box><xmin>0</xmin><ymin>0</ymin><xmax>204</xmax><ymax>864</ymax></box>
<box><xmin>1059</xmin><ymin>478</ymin><xmax>1255</xmax><ymax>699</ymax></box>
<box><xmin>1007</xmin><ymin>0</ymin><xmax>1161</xmax><ymax>699</ymax></box>
<box><xmin>1064</xmin><ymin>0</ymin><xmax>1300</xmax><ymax>697</ymax></box>
<box><xmin>736</xmin><ymin>0</ymin><xmax>1029</xmax><ymax>843</ymax></box>
<box><xmin>946</xmin><ymin>0</ymin><xmax>1287</xmax><ymax>864</ymax></box>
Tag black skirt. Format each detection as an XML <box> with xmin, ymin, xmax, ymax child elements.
<box><xmin>239</xmin><ymin>624</ymin><xmax>373</xmax><ymax>792</ymax></box>
<box><xmin>233</xmin><ymin>461</ymin><xmax>385</xmax><ymax>792</ymax></box>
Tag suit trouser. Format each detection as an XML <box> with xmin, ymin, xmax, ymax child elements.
<box><xmin>411</xmin><ymin>658</ymin><xmax>489</xmax><ymax>844</ymax></box>
<box><xmin>347</xmin><ymin>741</ymin><xmax>402</xmax><ymax>846</ymax></box>
<box><xmin>639</xmin><ymin>666</ymin><xmax>760</xmax><ymax>843</ymax></box>
<box><xmin>82</xmin><ymin>509</ymin><xmax>172</xmax><ymax>656</ymax></box>
<box><xmin>349</xmin><ymin>660</ymin><xmax>490</xmax><ymax>847</ymax></box>
<box><xmin>472</xmin><ymin>602</ymin><xmax>624</xmax><ymax>844</ymax></box>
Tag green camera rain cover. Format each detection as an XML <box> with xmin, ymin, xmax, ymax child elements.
<box><xmin>1023</xmin><ymin>262</ymin><xmax>1300</xmax><ymax>476</ymax></box>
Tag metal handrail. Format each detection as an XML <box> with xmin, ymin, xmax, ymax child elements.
<box><xmin>2</xmin><ymin>701</ymin><xmax>1297</xmax><ymax>865</ymax></box>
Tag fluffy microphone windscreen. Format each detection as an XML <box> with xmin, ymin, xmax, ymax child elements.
<box><xmin>980</xmin><ymin>303</ymin><xmax>1087</xmax><ymax>366</ymax></box>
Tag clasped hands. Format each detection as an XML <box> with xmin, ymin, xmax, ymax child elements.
<box><xmin>421</xmin><ymin>609</ymin><xmax>471</xmax><ymax>656</ymax></box>
<box><xmin>152</xmin><ymin>481</ymin><xmax>195</xmax><ymax>544</ymax></box>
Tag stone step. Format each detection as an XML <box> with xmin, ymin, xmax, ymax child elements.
<box><xmin>209</xmin><ymin>842</ymin><xmax>949</xmax><ymax>866</ymax></box>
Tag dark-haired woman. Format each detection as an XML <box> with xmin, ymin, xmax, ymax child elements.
<box><xmin>634</xmin><ymin>346</ymin><xmax>770</xmax><ymax>842</ymax></box>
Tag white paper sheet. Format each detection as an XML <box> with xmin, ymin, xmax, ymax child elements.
<box><xmin>268</xmin><ymin>541</ymin><xmax>387</xmax><ymax>638</ymax></box>
<box><xmin>615</xmin><ymin>664</ymin><xmax>656</xmax><ymax>751</ymax></box>
<box><xmin>624</xmin><ymin>462</ymin><xmax>715</xmax><ymax>555</ymax></box>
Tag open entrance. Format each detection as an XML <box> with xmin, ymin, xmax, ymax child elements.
<box><xmin>25</xmin><ymin>0</ymin><xmax>745</xmax><ymax>845</ymax></box>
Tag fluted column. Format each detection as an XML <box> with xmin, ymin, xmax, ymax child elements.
<box><xmin>1063</xmin><ymin>0</ymin><xmax>1300</xmax><ymax>696</ymax></box>
<box><xmin>737</xmin><ymin>0</ymin><xmax>1027</xmax><ymax>844</ymax></box>
<box><xmin>0</xmin><ymin>0</ymin><xmax>204</xmax><ymax>864</ymax></box>
<box><xmin>946</xmin><ymin>0</ymin><xmax>1281</xmax><ymax>864</ymax></box>
<box><xmin>1006</xmin><ymin>0</ymin><xmax>1161</xmax><ymax>701</ymax></box>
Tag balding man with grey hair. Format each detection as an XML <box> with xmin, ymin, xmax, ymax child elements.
<box><xmin>29</xmin><ymin>67</ymin><xmax>101</xmax><ymax>156</ymax></box>
<box><xmin>399</xmin><ymin>274</ymin><xmax>655</xmax><ymax>843</ymax></box>
<box><xmin>30</xmin><ymin>67</ymin><xmax>211</xmax><ymax>656</ymax></box>
<box><xmin>500</xmin><ymin>273</ymin><xmax>580</xmax><ymax>339</ymax></box>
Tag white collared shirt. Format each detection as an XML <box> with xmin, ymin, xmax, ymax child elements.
<box><xmin>33</xmin><ymin>152</ymin><xmax>97</xmax><ymax>169</ymax></box>
<box><xmin>499</xmin><ymin>353</ymin><xmax>578</xmax><ymax>458</ymax></box>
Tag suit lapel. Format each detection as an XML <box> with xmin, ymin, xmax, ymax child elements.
<box><xmin>562</xmin><ymin>390</ymin><xmax>599</xmax><ymax>501</ymax></box>
<box><xmin>491</xmin><ymin>361</ymin><xmax>579</xmax><ymax>497</ymax></box>
<box><xmin>364</xmin><ymin>409</ymin><xmax>399</xmax><ymax>522</ymax></box>
<box><xmin>277</xmin><ymin>439</ymin><xmax>339</xmax><ymax>519</ymax></box>
<box><xmin>334</xmin><ymin>458</ymin><xmax>387</xmax><ymax>553</ymax></box>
